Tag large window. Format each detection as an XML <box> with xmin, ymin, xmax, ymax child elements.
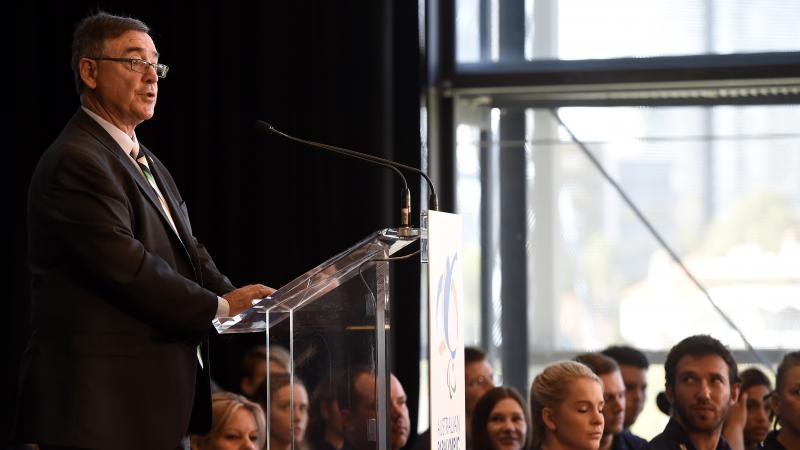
<box><xmin>457</xmin><ymin>104</ymin><xmax>800</xmax><ymax>349</ymax></box>
<box><xmin>425</xmin><ymin>0</ymin><xmax>800</xmax><ymax>440</ymax></box>
<box><xmin>456</xmin><ymin>0</ymin><xmax>800</xmax><ymax>63</ymax></box>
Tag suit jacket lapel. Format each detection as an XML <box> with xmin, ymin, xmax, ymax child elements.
<box><xmin>73</xmin><ymin>110</ymin><xmax>168</xmax><ymax>224</ymax></box>
<box><xmin>72</xmin><ymin>109</ymin><xmax>195</xmax><ymax>262</ymax></box>
<box><xmin>138</xmin><ymin>145</ymin><xmax>204</xmax><ymax>284</ymax></box>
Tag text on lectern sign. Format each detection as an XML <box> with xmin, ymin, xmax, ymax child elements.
<box><xmin>427</xmin><ymin>211</ymin><xmax>466</xmax><ymax>450</ymax></box>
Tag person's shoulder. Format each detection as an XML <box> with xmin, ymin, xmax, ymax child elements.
<box><xmin>646</xmin><ymin>431</ymin><xmax>674</xmax><ymax>450</ymax></box>
<box><xmin>409</xmin><ymin>429</ymin><xmax>431</xmax><ymax>450</ymax></box>
<box><xmin>760</xmin><ymin>430</ymin><xmax>786</xmax><ymax>450</ymax></box>
<box><xmin>616</xmin><ymin>429</ymin><xmax>648</xmax><ymax>449</ymax></box>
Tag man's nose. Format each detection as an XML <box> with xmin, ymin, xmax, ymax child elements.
<box><xmin>143</xmin><ymin>65</ymin><xmax>157</xmax><ymax>83</ymax></box>
<box><xmin>697</xmin><ymin>381</ymin><xmax>712</xmax><ymax>400</ymax></box>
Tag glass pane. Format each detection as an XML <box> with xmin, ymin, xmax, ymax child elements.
<box><xmin>456</xmin><ymin>0</ymin><xmax>800</xmax><ymax>64</ymax></box>
<box><xmin>455</xmin><ymin>103</ymin><xmax>800</xmax><ymax>351</ymax></box>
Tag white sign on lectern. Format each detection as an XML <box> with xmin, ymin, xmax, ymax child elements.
<box><xmin>427</xmin><ymin>210</ymin><xmax>466</xmax><ymax>450</ymax></box>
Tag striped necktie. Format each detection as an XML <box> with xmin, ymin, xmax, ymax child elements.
<box><xmin>131</xmin><ymin>144</ymin><xmax>202</xmax><ymax>367</ymax></box>
<box><xmin>131</xmin><ymin>144</ymin><xmax>180</xmax><ymax>237</ymax></box>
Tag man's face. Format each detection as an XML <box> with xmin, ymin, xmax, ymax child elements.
<box><xmin>82</xmin><ymin>30</ymin><xmax>159</xmax><ymax>131</ymax></box>
<box><xmin>466</xmin><ymin>360</ymin><xmax>495</xmax><ymax>416</ymax></box>
<box><xmin>619</xmin><ymin>364</ymin><xmax>647</xmax><ymax>428</ymax></box>
<box><xmin>599</xmin><ymin>370</ymin><xmax>626</xmax><ymax>437</ymax></box>
<box><xmin>390</xmin><ymin>375</ymin><xmax>410</xmax><ymax>450</ymax></box>
<box><xmin>667</xmin><ymin>354</ymin><xmax>737</xmax><ymax>434</ymax></box>
<box><xmin>343</xmin><ymin>373</ymin><xmax>377</xmax><ymax>450</ymax></box>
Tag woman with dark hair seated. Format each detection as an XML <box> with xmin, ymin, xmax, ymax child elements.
<box><xmin>529</xmin><ymin>361</ymin><xmax>604</xmax><ymax>450</ymax></box>
<box><xmin>471</xmin><ymin>386</ymin><xmax>531</xmax><ymax>450</ymax></box>
<box><xmin>739</xmin><ymin>367</ymin><xmax>772</xmax><ymax>449</ymax></box>
<box><xmin>190</xmin><ymin>391</ymin><xmax>266</xmax><ymax>450</ymax></box>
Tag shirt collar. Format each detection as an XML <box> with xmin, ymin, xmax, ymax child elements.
<box><xmin>81</xmin><ymin>106</ymin><xmax>139</xmax><ymax>157</ymax></box>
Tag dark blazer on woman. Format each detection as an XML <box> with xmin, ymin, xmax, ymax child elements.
<box><xmin>17</xmin><ymin>108</ymin><xmax>235</xmax><ymax>450</ymax></box>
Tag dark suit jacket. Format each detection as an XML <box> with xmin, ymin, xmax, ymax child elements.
<box><xmin>17</xmin><ymin>108</ymin><xmax>236</xmax><ymax>449</ymax></box>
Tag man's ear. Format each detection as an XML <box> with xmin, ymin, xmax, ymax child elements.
<box><xmin>665</xmin><ymin>385</ymin><xmax>675</xmax><ymax>406</ymax></box>
<box><xmin>79</xmin><ymin>58</ymin><xmax>98</xmax><ymax>90</ymax></box>
<box><xmin>542</xmin><ymin>407</ymin><xmax>557</xmax><ymax>432</ymax></box>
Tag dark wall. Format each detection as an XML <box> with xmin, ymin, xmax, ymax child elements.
<box><xmin>8</xmin><ymin>0</ymin><xmax>422</xmax><ymax>444</ymax></box>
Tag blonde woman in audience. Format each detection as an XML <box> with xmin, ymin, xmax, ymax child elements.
<box><xmin>529</xmin><ymin>361</ymin><xmax>604</xmax><ymax>450</ymax></box>
<box><xmin>191</xmin><ymin>391</ymin><xmax>266</xmax><ymax>450</ymax></box>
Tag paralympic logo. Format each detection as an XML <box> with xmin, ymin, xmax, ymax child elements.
<box><xmin>435</xmin><ymin>252</ymin><xmax>461</xmax><ymax>399</ymax></box>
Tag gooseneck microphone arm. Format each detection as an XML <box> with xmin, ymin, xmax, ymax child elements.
<box><xmin>256</xmin><ymin>120</ymin><xmax>417</xmax><ymax>231</ymax></box>
<box><xmin>256</xmin><ymin>120</ymin><xmax>439</xmax><ymax>212</ymax></box>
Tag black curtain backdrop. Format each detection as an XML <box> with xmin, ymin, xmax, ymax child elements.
<box><xmin>8</xmin><ymin>1</ymin><xmax>423</xmax><ymax>445</ymax></box>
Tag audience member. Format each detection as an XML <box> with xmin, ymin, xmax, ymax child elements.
<box><xmin>390</xmin><ymin>374</ymin><xmax>412</xmax><ymax>450</ymax></box>
<box><xmin>655</xmin><ymin>391</ymin><xmax>671</xmax><ymax>417</ymax></box>
<box><xmin>466</xmin><ymin>347</ymin><xmax>497</xmax><ymax>438</ymax></box>
<box><xmin>241</xmin><ymin>345</ymin><xmax>269</xmax><ymax>397</ymax></box>
<box><xmin>190</xmin><ymin>392</ymin><xmax>266</xmax><ymax>450</ymax></box>
<box><xmin>269</xmin><ymin>344</ymin><xmax>292</xmax><ymax>374</ymax></box>
<box><xmin>648</xmin><ymin>335</ymin><xmax>740</xmax><ymax>450</ymax></box>
<box><xmin>256</xmin><ymin>373</ymin><xmax>310</xmax><ymax>450</ymax></box>
<box><xmin>412</xmin><ymin>346</ymin><xmax>495</xmax><ymax>450</ymax></box>
<box><xmin>762</xmin><ymin>351</ymin><xmax>800</xmax><ymax>450</ymax></box>
<box><xmin>471</xmin><ymin>386</ymin><xmax>531</xmax><ymax>450</ymax></box>
<box><xmin>601</xmin><ymin>345</ymin><xmax>649</xmax><ymax>430</ymax></box>
<box><xmin>733</xmin><ymin>368</ymin><xmax>772</xmax><ymax>450</ymax></box>
<box><xmin>529</xmin><ymin>360</ymin><xmax>604</xmax><ymax>450</ymax></box>
<box><xmin>240</xmin><ymin>344</ymin><xmax>292</xmax><ymax>399</ymax></box>
<box><xmin>339</xmin><ymin>366</ymin><xmax>410</xmax><ymax>450</ymax></box>
<box><xmin>574</xmin><ymin>353</ymin><xmax>647</xmax><ymax>450</ymax></box>
<box><xmin>308</xmin><ymin>375</ymin><xmax>345</xmax><ymax>450</ymax></box>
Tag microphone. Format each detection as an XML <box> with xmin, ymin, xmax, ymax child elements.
<box><xmin>256</xmin><ymin>120</ymin><xmax>434</xmax><ymax>235</ymax></box>
<box><xmin>256</xmin><ymin>121</ymin><xmax>438</xmax><ymax>212</ymax></box>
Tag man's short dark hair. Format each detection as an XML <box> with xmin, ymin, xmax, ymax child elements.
<box><xmin>241</xmin><ymin>345</ymin><xmax>267</xmax><ymax>381</ymax></box>
<box><xmin>739</xmin><ymin>367</ymin><xmax>771</xmax><ymax>392</ymax></box>
<box><xmin>664</xmin><ymin>335</ymin><xmax>737</xmax><ymax>390</ymax></box>
<box><xmin>71</xmin><ymin>12</ymin><xmax>151</xmax><ymax>95</ymax></box>
<box><xmin>336</xmin><ymin>364</ymin><xmax>374</xmax><ymax>412</ymax></box>
<box><xmin>601</xmin><ymin>345</ymin><xmax>649</xmax><ymax>369</ymax></box>
<box><xmin>574</xmin><ymin>352</ymin><xmax>620</xmax><ymax>376</ymax></box>
<box><xmin>465</xmin><ymin>346</ymin><xmax>487</xmax><ymax>365</ymax></box>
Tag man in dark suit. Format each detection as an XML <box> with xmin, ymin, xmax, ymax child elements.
<box><xmin>17</xmin><ymin>12</ymin><xmax>273</xmax><ymax>450</ymax></box>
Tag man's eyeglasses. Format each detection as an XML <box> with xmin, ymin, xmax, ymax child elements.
<box><xmin>466</xmin><ymin>374</ymin><xmax>494</xmax><ymax>388</ymax></box>
<box><xmin>88</xmin><ymin>57</ymin><xmax>169</xmax><ymax>78</ymax></box>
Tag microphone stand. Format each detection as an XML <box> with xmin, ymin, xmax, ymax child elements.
<box><xmin>256</xmin><ymin>121</ymin><xmax>438</xmax><ymax>237</ymax></box>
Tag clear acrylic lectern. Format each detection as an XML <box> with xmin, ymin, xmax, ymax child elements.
<box><xmin>213</xmin><ymin>228</ymin><xmax>419</xmax><ymax>450</ymax></box>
